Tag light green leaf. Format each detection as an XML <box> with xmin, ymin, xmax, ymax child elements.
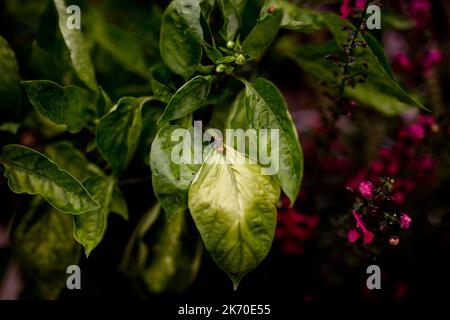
<box><xmin>12</xmin><ymin>200</ymin><xmax>81</xmax><ymax>299</ymax></box>
<box><xmin>241</xmin><ymin>78</ymin><xmax>303</xmax><ymax>204</ymax></box>
<box><xmin>188</xmin><ymin>146</ymin><xmax>280</xmax><ymax>288</ymax></box>
<box><xmin>160</xmin><ymin>0</ymin><xmax>204</xmax><ymax>78</ymax></box>
<box><xmin>73</xmin><ymin>176</ymin><xmax>115</xmax><ymax>256</ymax></box>
<box><xmin>0</xmin><ymin>144</ymin><xmax>99</xmax><ymax>214</ymax></box>
<box><xmin>150</xmin><ymin>125</ymin><xmax>201</xmax><ymax>220</ymax></box>
<box><xmin>0</xmin><ymin>35</ymin><xmax>21</xmax><ymax>108</ymax></box>
<box><xmin>53</xmin><ymin>0</ymin><xmax>97</xmax><ymax>90</ymax></box>
<box><xmin>45</xmin><ymin>141</ymin><xmax>105</xmax><ymax>181</ymax></box>
<box><xmin>158</xmin><ymin>75</ymin><xmax>214</xmax><ymax>125</ymax></box>
<box><xmin>142</xmin><ymin>212</ymin><xmax>203</xmax><ymax>293</ymax></box>
<box><xmin>218</xmin><ymin>0</ymin><xmax>248</xmax><ymax>41</ymax></box>
<box><xmin>96</xmin><ymin>96</ymin><xmax>153</xmax><ymax>175</ymax></box>
<box><xmin>22</xmin><ymin>80</ymin><xmax>92</xmax><ymax>133</ymax></box>
<box><xmin>241</xmin><ymin>8</ymin><xmax>282</xmax><ymax>59</ymax></box>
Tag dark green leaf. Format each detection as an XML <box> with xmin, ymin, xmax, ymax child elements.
<box><xmin>111</xmin><ymin>186</ymin><xmax>129</xmax><ymax>220</ymax></box>
<box><xmin>241</xmin><ymin>78</ymin><xmax>303</xmax><ymax>204</ymax></box>
<box><xmin>73</xmin><ymin>176</ymin><xmax>115</xmax><ymax>256</ymax></box>
<box><xmin>188</xmin><ymin>146</ymin><xmax>280</xmax><ymax>288</ymax></box>
<box><xmin>160</xmin><ymin>0</ymin><xmax>204</xmax><ymax>78</ymax></box>
<box><xmin>142</xmin><ymin>211</ymin><xmax>202</xmax><ymax>293</ymax></box>
<box><xmin>0</xmin><ymin>144</ymin><xmax>99</xmax><ymax>214</ymax></box>
<box><xmin>22</xmin><ymin>80</ymin><xmax>92</xmax><ymax>133</ymax></box>
<box><xmin>45</xmin><ymin>141</ymin><xmax>105</xmax><ymax>181</ymax></box>
<box><xmin>0</xmin><ymin>35</ymin><xmax>21</xmax><ymax>108</ymax></box>
<box><xmin>261</xmin><ymin>0</ymin><xmax>322</xmax><ymax>32</ymax></box>
<box><xmin>12</xmin><ymin>200</ymin><xmax>81</xmax><ymax>299</ymax></box>
<box><xmin>218</xmin><ymin>0</ymin><xmax>248</xmax><ymax>41</ymax></box>
<box><xmin>150</xmin><ymin>125</ymin><xmax>201</xmax><ymax>220</ymax></box>
<box><xmin>241</xmin><ymin>9</ymin><xmax>282</xmax><ymax>59</ymax></box>
<box><xmin>96</xmin><ymin>96</ymin><xmax>153</xmax><ymax>175</ymax></box>
<box><xmin>158</xmin><ymin>75</ymin><xmax>214</xmax><ymax>125</ymax></box>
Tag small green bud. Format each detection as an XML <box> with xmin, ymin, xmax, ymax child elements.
<box><xmin>216</xmin><ymin>64</ymin><xmax>226</xmax><ymax>73</ymax></box>
<box><xmin>226</xmin><ymin>41</ymin><xmax>235</xmax><ymax>49</ymax></box>
<box><xmin>235</xmin><ymin>54</ymin><xmax>246</xmax><ymax>65</ymax></box>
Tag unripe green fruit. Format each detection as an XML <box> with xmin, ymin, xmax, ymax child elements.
<box><xmin>226</xmin><ymin>41</ymin><xmax>235</xmax><ymax>49</ymax></box>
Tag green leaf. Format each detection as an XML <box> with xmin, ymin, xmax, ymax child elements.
<box><xmin>45</xmin><ymin>141</ymin><xmax>105</xmax><ymax>181</ymax></box>
<box><xmin>111</xmin><ymin>186</ymin><xmax>129</xmax><ymax>220</ymax></box>
<box><xmin>240</xmin><ymin>78</ymin><xmax>303</xmax><ymax>204</ymax></box>
<box><xmin>218</xmin><ymin>0</ymin><xmax>248</xmax><ymax>41</ymax></box>
<box><xmin>96</xmin><ymin>96</ymin><xmax>153</xmax><ymax>175</ymax></box>
<box><xmin>12</xmin><ymin>200</ymin><xmax>81</xmax><ymax>299</ymax></box>
<box><xmin>150</xmin><ymin>64</ymin><xmax>175</xmax><ymax>104</ymax></box>
<box><xmin>97</xmin><ymin>86</ymin><xmax>113</xmax><ymax>116</ymax></box>
<box><xmin>142</xmin><ymin>211</ymin><xmax>203</xmax><ymax>293</ymax></box>
<box><xmin>188</xmin><ymin>146</ymin><xmax>280</xmax><ymax>288</ymax></box>
<box><xmin>150</xmin><ymin>125</ymin><xmax>201</xmax><ymax>220</ymax></box>
<box><xmin>73</xmin><ymin>176</ymin><xmax>115</xmax><ymax>256</ymax></box>
<box><xmin>160</xmin><ymin>0</ymin><xmax>204</xmax><ymax>78</ymax></box>
<box><xmin>261</xmin><ymin>0</ymin><xmax>322</xmax><ymax>32</ymax></box>
<box><xmin>158</xmin><ymin>75</ymin><xmax>214</xmax><ymax>125</ymax></box>
<box><xmin>0</xmin><ymin>144</ymin><xmax>99</xmax><ymax>214</ymax></box>
<box><xmin>22</xmin><ymin>80</ymin><xmax>92</xmax><ymax>133</ymax></box>
<box><xmin>0</xmin><ymin>35</ymin><xmax>21</xmax><ymax>108</ymax></box>
<box><xmin>52</xmin><ymin>0</ymin><xmax>97</xmax><ymax>90</ymax></box>
<box><xmin>241</xmin><ymin>8</ymin><xmax>282</xmax><ymax>59</ymax></box>
<box><xmin>92</xmin><ymin>12</ymin><xmax>148</xmax><ymax>78</ymax></box>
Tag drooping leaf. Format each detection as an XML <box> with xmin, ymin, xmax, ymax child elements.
<box><xmin>22</xmin><ymin>80</ymin><xmax>93</xmax><ymax>133</ymax></box>
<box><xmin>73</xmin><ymin>176</ymin><xmax>115</xmax><ymax>256</ymax></box>
<box><xmin>0</xmin><ymin>35</ymin><xmax>21</xmax><ymax>109</ymax></box>
<box><xmin>0</xmin><ymin>144</ymin><xmax>99</xmax><ymax>214</ymax></box>
<box><xmin>158</xmin><ymin>75</ymin><xmax>214</xmax><ymax>125</ymax></box>
<box><xmin>160</xmin><ymin>0</ymin><xmax>204</xmax><ymax>78</ymax></box>
<box><xmin>218</xmin><ymin>0</ymin><xmax>248</xmax><ymax>41</ymax></box>
<box><xmin>52</xmin><ymin>0</ymin><xmax>97</xmax><ymax>90</ymax></box>
<box><xmin>240</xmin><ymin>78</ymin><xmax>303</xmax><ymax>204</ymax></box>
<box><xmin>142</xmin><ymin>211</ymin><xmax>203</xmax><ymax>293</ymax></box>
<box><xmin>96</xmin><ymin>96</ymin><xmax>153</xmax><ymax>175</ymax></box>
<box><xmin>241</xmin><ymin>8</ymin><xmax>282</xmax><ymax>59</ymax></box>
<box><xmin>12</xmin><ymin>199</ymin><xmax>81</xmax><ymax>299</ymax></box>
<box><xmin>188</xmin><ymin>146</ymin><xmax>280</xmax><ymax>288</ymax></box>
<box><xmin>150</xmin><ymin>125</ymin><xmax>201</xmax><ymax>220</ymax></box>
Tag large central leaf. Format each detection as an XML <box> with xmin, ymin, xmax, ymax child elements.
<box><xmin>188</xmin><ymin>146</ymin><xmax>280</xmax><ymax>288</ymax></box>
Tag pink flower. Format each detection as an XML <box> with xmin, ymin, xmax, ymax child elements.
<box><xmin>419</xmin><ymin>49</ymin><xmax>443</xmax><ymax>77</ymax></box>
<box><xmin>399</xmin><ymin>213</ymin><xmax>412</xmax><ymax>229</ymax></box>
<box><xmin>347</xmin><ymin>229</ymin><xmax>360</xmax><ymax>243</ymax></box>
<box><xmin>358</xmin><ymin>181</ymin><xmax>373</xmax><ymax>198</ymax></box>
<box><xmin>340</xmin><ymin>0</ymin><xmax>366</xmax><ymax>19</ymax></box>
<box><xmin>350</xmin><ymin>210</ymin><xmax>375</xmax><ymax>244</ymax></box>
<box><xmin>393</xmin><ymin>52</ymin><xmax>413</xmax><ymax>73</ymax></box>
<box><xmin>408</xmin><ymin>123</ymin><xmax>426</xmax><ymax>141</ymax></box>
<box><xmin>409</xmin><ymin>0</ymin><xmax>432</xmax><ymax>29</ymax></box>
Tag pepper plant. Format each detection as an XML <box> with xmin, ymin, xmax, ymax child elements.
<box><xmin>0</xmin><ymin>0</ymin><xmax>427</xmax><ymax>297</ymax></box>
